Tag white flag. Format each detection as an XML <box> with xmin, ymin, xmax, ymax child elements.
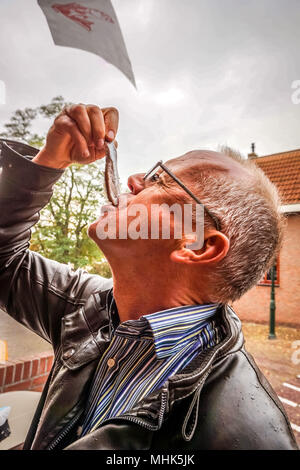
<box><xmin>37</xmin><ymin>0</ymin><xmax>136</xmax><ymax>87</ymax></box>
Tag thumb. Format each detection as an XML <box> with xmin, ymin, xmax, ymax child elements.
<box><xmin>102</xmin><ymin>107</ymin><xmax>119</xmax><ymax>142</ymax></box>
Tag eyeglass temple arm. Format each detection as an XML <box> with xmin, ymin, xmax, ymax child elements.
<box><xmin>143</xmin><ymin>160</ymin><xmax>221</xmax><ymax>231</ymax></box>
<box><xmin>160</xmin><ymin>164</ymin><xmax>221</xmax><ymax>230</ymax></box>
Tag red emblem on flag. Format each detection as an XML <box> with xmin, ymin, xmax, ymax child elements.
<box><xmin>52</xmin><ymin>2</ymin><xmax>114</xmax><ymax>31</ymax></box>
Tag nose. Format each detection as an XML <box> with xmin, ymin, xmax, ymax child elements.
<box><xmin>127</xmin><ymin>173</ymin><xmax>145</xmax><ymax>195</ymax></box>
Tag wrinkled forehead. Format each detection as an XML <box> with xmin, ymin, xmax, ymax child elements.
<box><xmin>165</xmin><ymin>150</ymin><xmax>250</xmax><ymax>180</ymax></box>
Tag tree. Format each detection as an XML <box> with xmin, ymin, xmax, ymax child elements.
<box><xmin>0</xmin><ymin>96</ymin><xmax>67</xmax><ymax>147</ymax></box>
<box><xmin>1</xmin><ymin>96</ymin><xmax>111</xmax><ymax>277</ymax></box>
<box><xmin>0</xmin><ymin>107</ymin><xmax>39</xmax><ymax>144</ymax></box>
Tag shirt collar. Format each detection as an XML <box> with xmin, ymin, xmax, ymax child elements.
<box><xmin>113</xmin><ymin>301</ymin><xmax>219</xmax><ymax>359</ymax></box>
<box><xmin>144</xmin><ymin>303</ymin><xmax>219</xmax><ymax>359</ymax></box>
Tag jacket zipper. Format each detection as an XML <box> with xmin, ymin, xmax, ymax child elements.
<box><xmin>92</xmin><ymin>389</ymin><xmax>168</xmax><ymax>433</ymax></box>
<box><xmin>46</xmin><ymin>408</ymin><xmax>83</xmax><ymax>450</ymax></box>
<box><xmin>46</xmin><ymin>390</ymin><xmax>167</xmax><ymax>449</ymax></box>
<box><xmin>158</xmin><ymin>389</ymin><xmax>168</xmax><ymax>427</ymax></box>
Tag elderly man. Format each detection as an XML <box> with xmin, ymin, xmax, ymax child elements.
<box><xmin>0</xmin><ymin>104</ymin><xmax>297</xmax><ymax>450</ymax></box>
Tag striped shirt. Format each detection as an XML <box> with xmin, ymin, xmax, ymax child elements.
<box><xmin>81</xmin><ymin>303</ymin><xmax>224</xmax><ymax>436</ymax></box>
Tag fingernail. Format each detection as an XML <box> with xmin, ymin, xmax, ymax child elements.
<box><xmin>96</xmin><ymin>138</ymin><xmax>104</xmax><ymax>150</ymax></box>
<box><xmin>84</xmin><ymin>149</ymin><xmax>90</xmax><ymax>158</ymax></box>
<box><xmin>107</xmin><ymin>130</ymin><xmax>114</xmax><ymax>140</ymax></box>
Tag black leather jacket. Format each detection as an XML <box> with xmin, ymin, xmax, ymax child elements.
<box><xmin>0</xmin><ymin>139</ymin><xmax>298</xmax><ymax>450</ymax></box>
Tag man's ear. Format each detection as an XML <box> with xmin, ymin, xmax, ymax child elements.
<box><xmin>170</xmin><ymin>230</ymin><xmax>230</xmax><ymax>265</ymax></box>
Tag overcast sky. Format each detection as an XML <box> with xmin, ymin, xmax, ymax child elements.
<box><xmin>0</xmin><ymin>0</ymin><xmax>300</xmax><ymax>183</ymax></box>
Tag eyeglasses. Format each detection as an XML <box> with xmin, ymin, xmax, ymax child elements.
<box><xmin>143</xmin><ymin>160</ymin><xmax>221</xmax><ymax>231</ymax></box>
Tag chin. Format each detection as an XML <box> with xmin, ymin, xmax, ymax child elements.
<box><xmin>87</xmin><ymin>220</ymin><xmax>97</xmax><ymax>240</ymax></box>
<box><xmin>87</xmin><ymin>218</ymin><xmax>118</xmax><ymax>256</ymax></box>
<box><xmin>87</xmin><ymin>222</ymin><xmax>97</xmax><ymax>240</ymax></box>
<box><xmin>88</xmin><ymin>204</ymin><xmax>116</xmax><ymax>239</ymax></box>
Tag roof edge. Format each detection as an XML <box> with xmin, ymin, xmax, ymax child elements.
<box><xmin>257</xmin><ymin>148</ymin><xmax>300</xmax><ymax>159</ymax></box>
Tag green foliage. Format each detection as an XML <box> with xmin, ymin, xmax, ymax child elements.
<box><xmin>38</xmin><ymin>95</ymin><xmax>67</xmax><ymax>119</ymax></box>
<box><xmin>2</xmin><ymin>96</ymin><xmax>111</xmax><ymax>278</ymax></box>
<box><xmin>0</xmin><ymin>96</ymin><xmax>68</xmax><ymax>148</ymax></box>
<box><xmin>30</xmin><ymin>163</ymin><xmax>107</xmax><ymax>268</ymax></box>
<box><xmin>0</xmin><ymin>107</ymin><xmax>38</xmax><ymax>142</ymax></box>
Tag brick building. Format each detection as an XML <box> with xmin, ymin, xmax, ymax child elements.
<box><xmin>233</xmin><ymin>147</ymin><xmax>300</xmax><ymax>326</ymax></box>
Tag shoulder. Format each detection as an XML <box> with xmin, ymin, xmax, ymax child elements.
<box><xmin>47</xmin><ymin>258</ymin><xmax>113</xmax><ymax>305</ymax></box>
<box><xmin>195</xmin><ymin>348</ymin><xmax>298</xmax><ymax>449</ymax></box>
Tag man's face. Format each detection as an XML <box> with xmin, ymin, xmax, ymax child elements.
<box><xmin>88</xmin><ymin>149</ymin><xmax>248</xmax><ymax>263</ymax></box>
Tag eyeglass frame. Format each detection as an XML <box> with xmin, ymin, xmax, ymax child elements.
<box><xmin>143</xmin><ymin>160</ymin><xmax>221</xmax><ymax>231</ymax></box>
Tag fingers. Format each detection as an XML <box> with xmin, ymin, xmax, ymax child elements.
<box><xmin>64</xmin><ymin>104</ymin><xmax>93</xmax><ymax>147</ymax></box>
<box><xmin>54</xmin><ymin>104</ymin><xmax>119</xmax><ymax>164</ymax></box>
<box><xmin>54</xmin><ymin>115</ymin><xmax>90</xmax><ymax>162</ymax></box>
<box><xmin>86</xmin><ymin>105</ymin><xmax>105</xmax><ymax>151</ymax></box>
<box><xmin>63</xmin><ymin>104</ymin><xmax>118</xmax><ymax>145</ymax></box>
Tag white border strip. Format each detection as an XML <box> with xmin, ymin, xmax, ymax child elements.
<box><xmin>0</xmin><ymin>80</ymin><xmax>5</xmax><ymax>105</ymax></box>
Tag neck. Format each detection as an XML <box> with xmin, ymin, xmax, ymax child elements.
<box><xmin>111</xmin><ymin>263</ymin><xmax>206</xmax><ymax>323</ymax></box>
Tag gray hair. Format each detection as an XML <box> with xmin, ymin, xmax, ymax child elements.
<box><xmin>193</xmin><ymin>150</ymin><xmax>284</xmax><ymax>303</ymax></box>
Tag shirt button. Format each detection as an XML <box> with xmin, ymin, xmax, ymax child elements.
<box><xmin>107</xmin><ymin>358</ymin><xmax>115</xmax><ymax>368</ymax></box>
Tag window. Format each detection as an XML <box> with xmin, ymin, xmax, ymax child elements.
<box><xmin>258</xmin><ymin>257</ymin><xmax>280</xmax><ymax>286</ymax></box>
